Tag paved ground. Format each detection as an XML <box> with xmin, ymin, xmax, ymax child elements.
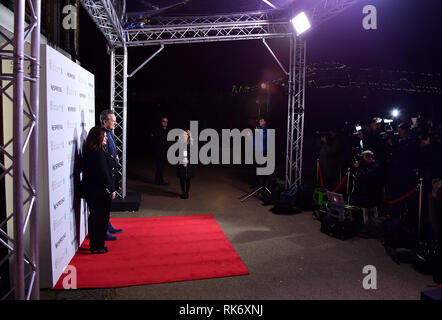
<box><xmin>41</xmin><ymin>160</ymin><xmax>436</xmax><ymax>300</ymax></box>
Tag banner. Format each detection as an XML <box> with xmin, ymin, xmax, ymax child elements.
<box><xmin>39</xmin><ymin>44</ymin><xmax>95</xmax><ymax>287</ymax></box>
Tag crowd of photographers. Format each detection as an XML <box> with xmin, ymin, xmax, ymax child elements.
<box><xmin>317</xmin><ymin>114</ymin><xmax>442</xmax><ymax>243</ymax></box>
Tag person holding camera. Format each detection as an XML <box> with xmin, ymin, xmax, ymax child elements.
<box><xmin>349</xmin><ymin>150</ymin><xmax>382</xmax><ymax>208</ymax></box>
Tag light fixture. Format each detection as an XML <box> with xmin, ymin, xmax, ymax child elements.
<box><xmin>391</xmin><ymin>109</ymin><xmax>400</xmax><ymax>118</ymax></box>
<box><xmin>291</xmin><ymin>12</ymin><xmax>311</xmax><ymax>35</ymax></box>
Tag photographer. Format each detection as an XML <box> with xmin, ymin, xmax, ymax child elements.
<box><xmin>349</xmin><ymin>150</ymin><xmax>382</xmax><ymax>208</ymax></box>
<box><xmin>384</xmin><ymin>122</ymin><xmax>418</xmax><ymax>221</ymax></box>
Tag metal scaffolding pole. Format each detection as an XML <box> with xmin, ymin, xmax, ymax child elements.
<box><xmin>110</xmin><ymin>46</ymin><xmax>128</xmax><ymax>198</ymax></box>
<box><xmin>0</xmin><ymin>0</ymin><xmax>41</xmax><ymax>300</ymax></box>
<box><xmin>285</xmin><ymin>36</ymin><xmax>306</xmax><ymax>190</ymax></box>
<box><xmin>13</xmin><ymin>0</ymin><xmax>26</xmax><ymax>301</ymax></box>
<box><xmin>30</xmin><ymin>0</ymin><xmax>41</xmax><ymax>300</ymax></box>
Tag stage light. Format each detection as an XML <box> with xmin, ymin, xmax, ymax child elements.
<box><xmin>291</xmin><ymin>12</ymin><xmax>311</xmax><ymax>35</ymax></box>
<box><xmin>260</xmin><ymin>83</ymin><xmax>267</xmax><ymax>89</ymax></box>
<box><xmin>391</xmin><ymin>109</ymin><xmax>400</xmax><ymax>118</ymax></box>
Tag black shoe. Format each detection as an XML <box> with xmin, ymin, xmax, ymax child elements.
<box><xmin>109</xmin><ymin>227</ymin><xmax>123</xmax><ymax>234</ymax></box>
<box><xmin>184</xmin><ymin>193</ymin><xmax>189</xmax><ymax>199</ymax></box>
<box><xmin>90</xmin><ymin>247</ymin><xmax>108</xmax><ymax>254</ymax></box>
<box><xmin>105</xmin><ymin>233</ymin><xmax>117</xmax><ymax>241</ymax></box>
<box><xmin>180</xmin><ymin>193</ymin><xmax>186</xmax><ymax>199</ymax></box>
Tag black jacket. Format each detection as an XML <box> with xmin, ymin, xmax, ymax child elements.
<box><xmin>82</xmin><ymin>150</ymin><xmax>116</xmax><ymax>198</ymax></box>
<box><xmin>151</xmin><ymin>126</ymin><xmax>169</xmax><ymax>158</ymax></box>
<box><xmin>176</xmin><ymin>143</ymin><xmax>196</xmax><ymax>179</ymax></box>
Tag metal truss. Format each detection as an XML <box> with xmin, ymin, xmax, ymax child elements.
<box><xmin>80</xmin><ymin>0</ymin><xmax>125</xmax><ymax>48</ymax></box>
<box><xmin>110</xmin><ymin>47</ymin><xmax>127</xmax><ymax>198</ymax></box>
<box><xmin>306</xmin><ymin>0</ymin><xmax>361</xmax><ymax>31</ymax></box>
<box><xmin>0</xmin><ymin>0</ymin><xmax>41</xmax><ymax>300</ymax></box>
<box><xmin>285</xmin><ymin>37</ymin><xmax>306</xmax><ymax>190</ymax></box>
<box><xmin>123</xmin><ymin>10</ymin><xmax>292</xmax><ymax>47</ymax></box>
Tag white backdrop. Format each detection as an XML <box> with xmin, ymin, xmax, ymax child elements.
<box><xmin>39</xmin><ymin>44</ymin><xmax>95</xmax><ymax>287</ymax></box>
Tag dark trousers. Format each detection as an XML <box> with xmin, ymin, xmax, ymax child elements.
<box><xmin>155</xmin><ymin>156</ymin><xmax>166</xmax><ymax>183</ymax></box>
<box><xmin>86</xmin><ymin>195</ymin><xmax>111</xmax><ymax>250</ymax></box>
<box><xmin>180</xmin><ymin>177</ymin><xmax>191</xmax><ymax>194</ymax></box>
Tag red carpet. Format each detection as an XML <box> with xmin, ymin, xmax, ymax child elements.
<box><xmin>54</xmin><ymin>214</ymin><xmax>249</xmax><ymax>289</ymax></box>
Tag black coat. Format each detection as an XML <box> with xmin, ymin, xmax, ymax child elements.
<box><xmin>82</xmin><ymin>149</ymin><xmax>117</xmax><ymax>198</ymax></box>
<box><xmin>176</xmin><ymin>143</ymin><xmax>196</xmax><ymax>179</ymax></box>
<box><xmin>151</xmin><ymin>126</ymin><xmax>169</xmax><ymax>159</ymax></box>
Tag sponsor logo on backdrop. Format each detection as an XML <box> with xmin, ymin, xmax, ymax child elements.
<box><xmin>67</xmin><ymin>154</ymin><xmax>73</xmax><ymax>166</ymax></box>
<box><xmin>88</xmin><ymin>93</ymin><xmax>94</xmax><ymax>101</ymax></box>
<box><xmin>53</xmin><ymin>213</ymin><xmax>67</xmax><ymax>232</ymax></box>
<box><xmin>89</xmin><ymin>108</ymin><xmax>94</xmax><ymax>114</ymax></box>
<box><xmin>88</xmin><ymin>82</ymin><xmax>93</xmax><ymax>88</ymax></box>
<box><xmin>79</xmin><ymin>93</ymin><xmax>86</xmax><ymax>99</ymax></box>
<box><xmin>67</xmin><ymin>106</ymin><xmax>77</xmax><ymax>113</ymax></box>
<box><xmin>55</xmin><ymin>233</ymin><xmax>67</xmax><ymax>249</ymax></box>
<box><xmin>49</xmin><ymin>59</ymin><xmax>63</xmax><ymax>75</ymax></box>
<box><xmin>51</xmin><ymin>124</ymin><xmax>63</xmax><ymax>131</ymax></box>
<box><xmin>50</xmin><ymin>84</ymin><xmax>63</xmax><ymax>93</ymax></box>
<box><xmin>66</xmin><ymin>72</ymin><xmax>76</xmax><ymax>80</ymax></box>
<box><xmin>68</xmin><ymin>139</ymin><xmax>76</xmax><ymax>146</ymax></box>
<box><xmin>52</xmin><ymin>178</ymin><xmax>66</xmax><ymax>192</ymax></box>
<box><xmin>52</xmin><ymin>161</ymin><xmax>64</xmax><ymax>171</ymax></box>
<box><xmin>66</xmin><ymin>85</ymin><xmax>77</xmax><ymax>97</ymax></box>
<box><xmin>50</xmin><ymin>101</ymin><xmax>64</xmax><ymax>112</ymax></box>
<box><xmin>78</xmin><ymin>74</ymin><xmax>87</xmax><ymax>85</ymax></box>
<box><xmin>67</xmin><ymin>121</ymin><xmax>77</xmax><ymax>129</ymax></box>
<box><xmin>51</xmin><ymin>141</ymin><xmax>65</xmax><ymax>151</ymax></box>
<box><xmin>53</xmin><ymin>197</ymin><xmax>65</xmax><ymax>210</ymax></box>
<box><xmin>54</xmin><ymin>248</ymin><xmax>68</xmax><ymax>270</ymax></box>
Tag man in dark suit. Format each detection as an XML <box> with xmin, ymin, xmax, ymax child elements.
<box><xmin>151</xmin><ymin>117</ymin><xmax>169</xmax><ymax>185</ymax></box>
<box><xmin>100</xmin><ymin>109</ymin><xmax>123</xmax><ymax>240</ymax></box>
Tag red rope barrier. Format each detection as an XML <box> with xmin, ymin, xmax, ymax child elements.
<box><xmin>382</xmin><ymin>187</ymin><xmax>418</xmax><ymax>204</ymax></box>
<box><xmin>317</xmin><ymin>164</ymin><xmax>346</xmax><ymax>192</ymax></box>
<box><xmin>317</xmin><ymin>164</ymin><xmax>325</xmax><ymax>188</ymax></box>
<box><xmin>332</xmin><ymin>175</ymin><xmax>347</xmax><ymax>193</ymax></box>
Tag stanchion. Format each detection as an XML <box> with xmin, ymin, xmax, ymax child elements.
<box><xmin>418</xmin><ymin>177</ymin><xmax>423</xmax><ymax>242</ymax></box>
<box><xmin>346</xmin><ymin>167</ymin><xmax>351</xmax><ymax>195</ymax></box>
<box><xmin>316</xmin><ymin>158</ymin><xmax>319</xmax><ymax>187</ymax></box>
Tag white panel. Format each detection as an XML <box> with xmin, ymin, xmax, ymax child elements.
<box><xmin>39</xmin><ymin>44</ymin><xmax>95</xmax><ymax>288</ymax></box>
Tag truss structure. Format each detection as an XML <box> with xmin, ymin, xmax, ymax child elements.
<box><xmin>0</xmin><ymin>0</ymin><xmax>41</xmax><ymax>300</ymax></box>
<box><xmin>123</xmin><ymin>10</ymin><xmax>292</xmax><ymax>47</ymax></box>
<box><xmin>110</xmin><ymin>47</ymin><xmax>127</xmax><ymax>197</ymax></box>
<box><xmin>80</xmin><ymin>0</ymin><xmax>361</xmax><ymax>196</ymax></box>
<box><xmin>286</xmin><ymin>38</ymin><xmax>306</xmax><ymax>190</ymax></box>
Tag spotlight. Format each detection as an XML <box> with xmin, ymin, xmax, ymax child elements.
<box><xmin>260</xmin><ymin>83</ymin><xmax>267</xmax><ymax>89</ymax></box>
<box><xmin>391</xmin><ymin>109</ymin><xmax>400</xmax><ymax>118</ymax></box>
<box><xmin>291</xmin><ymin>12</ymin><xmax>311</xmax><ymax>35</ymax></box>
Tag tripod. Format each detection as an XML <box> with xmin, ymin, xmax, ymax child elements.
<box><xmin>240</xmin><ymin>186</ymin><xmax>272</xmax><ymax>202</ymax></box>
<box><xmin>240</xmin><ymin>184</ymin><xmax>272</xmax><ymax>202</ymax></box>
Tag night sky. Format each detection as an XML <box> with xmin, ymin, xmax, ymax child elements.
<box><xmin>78</xmin><ymin>0</ymin><xmax>442</xmax><ymax>172</ymax></box>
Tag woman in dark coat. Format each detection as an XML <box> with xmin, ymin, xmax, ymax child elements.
<box><xmin>176</xmin><ymin>129</ymin><xmax>195</xmax><ymax>199</ymax></box>
<box><xmin>82</xmin><ymin>126</ymin><xmax>117</xmax><ymax>254</ymax></box>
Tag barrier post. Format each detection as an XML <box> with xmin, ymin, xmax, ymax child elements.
<box><xmin>418</xmin><ymin>177</ymin><xmax>423</xmax><ymax>242</ymax></box>
<box><xmin>316</xmin><ymin>158</ymin><xmax>319</xmax><ymax>187</ymax></box>
<box><xmin>346</xmin><ymin>167</ymin><xmax>351</xmax><ymax>195</ymax></box>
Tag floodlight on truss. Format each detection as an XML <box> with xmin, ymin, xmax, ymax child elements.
<box><xmin>291</xmin><ymin>12</ymin><xmax>311</xmax><ymax>35</ymax></box>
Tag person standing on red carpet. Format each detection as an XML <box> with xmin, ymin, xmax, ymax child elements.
<box><xmin>82</xmin><ymin>127</ymin><xmax>117</xmax><ymax>254</ymax></box>
<box><xmin>176</xmin><ymin>129</ymin><xmax>195</xmax><ymax>199</ymax></box>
